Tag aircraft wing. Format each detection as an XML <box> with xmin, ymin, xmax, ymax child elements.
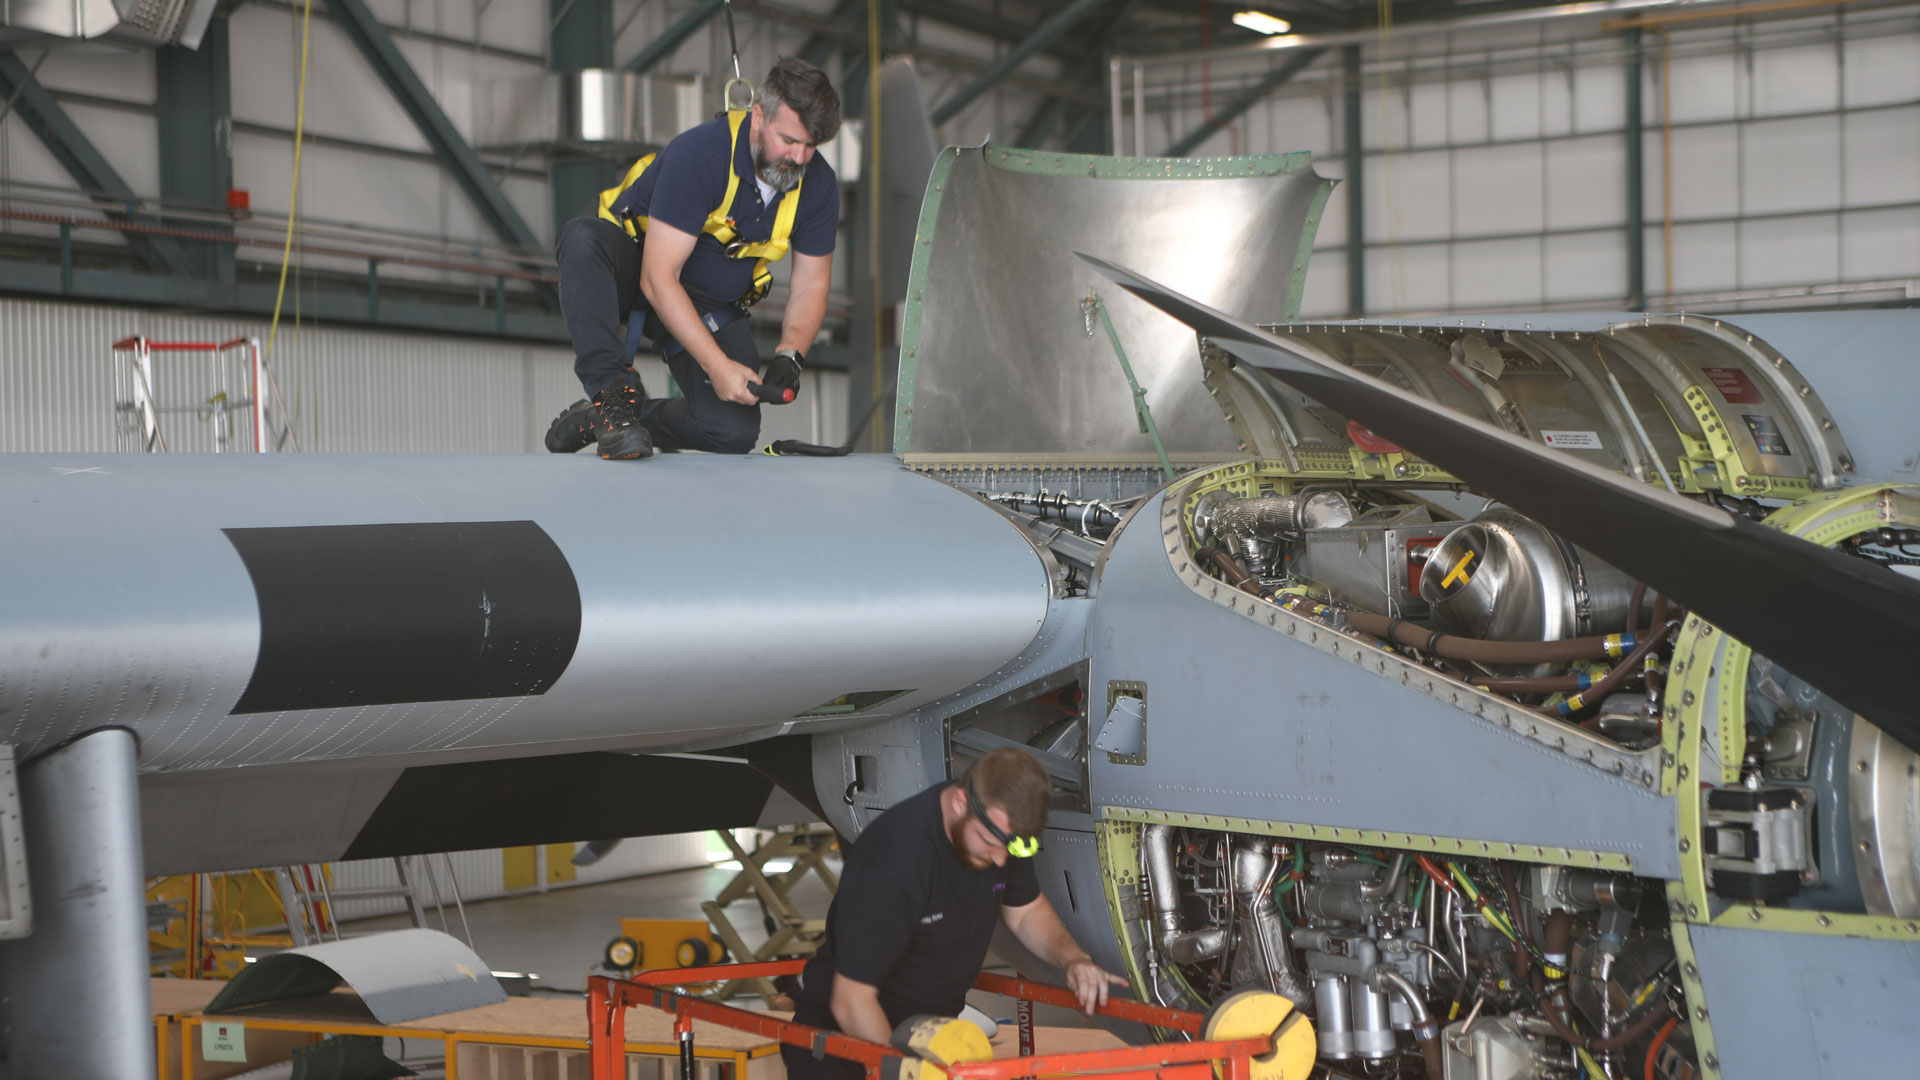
<box><xmin>1081</xmin><ymin>252</ymin><xmax>1920</xmax><ymax>754</ymax></box>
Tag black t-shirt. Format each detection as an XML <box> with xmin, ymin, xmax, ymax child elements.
<box><xmin>798</xmin><ymin>782</ymin><xmax>1041</xmax><ymax>1026</ymax></box>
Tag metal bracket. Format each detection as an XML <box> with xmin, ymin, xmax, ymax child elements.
<box><xmin>1102</xmin><ymin>681</ymin><xmax>1148</xmax><ymax>766</ymax></box>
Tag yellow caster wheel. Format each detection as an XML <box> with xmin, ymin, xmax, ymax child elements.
<box><xmin>1203</xmin><ymin>989</ymin><xmax>1316</xmax><ymax>1080</ymax></box>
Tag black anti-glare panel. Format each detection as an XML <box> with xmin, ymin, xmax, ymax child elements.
<box><xmin>342</xmin><ymin>752</ymin><xmax>777</xmax><ymax>859</ymax></box>
<box><xmin>225</xmin><ymin>521</ymin><xmax>580</xmax><ymax>714</ymax></box>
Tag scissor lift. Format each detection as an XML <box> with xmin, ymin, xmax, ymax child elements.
<box><xmin>700</xmin><ymin>826</ymin><xmax>838</xmax><ymax>1002</ymax></box>
<box><xmin>588</xmin><ymin>960</ymin><xmax>1316</xmax><ymax>1080</ymax></box>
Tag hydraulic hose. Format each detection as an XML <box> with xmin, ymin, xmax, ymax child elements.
<box><xmin>1471</xmin><ymin>671</ymin><xmax>1645</xmax><ymax>694</ymax></box>
<box><xmin>1196</xmin><ymin>547</ymin><xmax>1262</xmax><ymax>597</ymax></box>
<box><xmin>1542</xmin><ymin>983</ymin><xmax>1673</xmax><ymax>1053</ymax></box>
<box><xmin>1544</xmin><ymin>596</ymin><xmax>1673</xmax><ymax>719</ymax></box>
<box><xmin>1537</xmin><ymin>909</ymin><xmax>1671</xmax><ymax>1052</ymax></box>
<box><xmin>1343</xmin><ymin>610</ymin><xmax>1647</xmax><ymax>664</ymax></box>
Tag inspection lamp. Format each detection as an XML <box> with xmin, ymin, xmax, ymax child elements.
<box><xmin>1231</xmin><ymin>10</ymin><xmax>1293</xmax><ymax>35</ymax></box>
<box><xmin>966</xmin><ymin>779</ymin><xmax>1040</xmax><ymax>858</ymax></box>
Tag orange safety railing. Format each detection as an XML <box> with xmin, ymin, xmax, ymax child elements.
<box><xmin>588</xmin><ymin>960</ymin><xmax>1267</xmax><ymax>1080</ymax></box>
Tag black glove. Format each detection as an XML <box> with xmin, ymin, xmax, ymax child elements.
<box><xmin>760</xmin><ymin>348</ymin><xmax>804</xmax><ymax>398</ymax></box>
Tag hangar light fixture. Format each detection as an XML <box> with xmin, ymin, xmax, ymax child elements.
<box><xmin>1232</xmin><ymin>10</ymin><xmax>1293</xmax><ymax>35</ymax></box>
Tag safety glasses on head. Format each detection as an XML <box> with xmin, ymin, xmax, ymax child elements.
<box><xmin>965</xmin><ymin>779</ymin><xmax>1039</xmax><ymax>858</ymax></box>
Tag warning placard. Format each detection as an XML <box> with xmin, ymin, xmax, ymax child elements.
<box><xmin>1541</xmin><ymin>430</ymin><xmax>1603</xmax><ymax>450</ymax></box>
<box><xmin>1702</xmin><ymin>367</ymin><xmax>1766</xmax><ymax>405</ymax></box>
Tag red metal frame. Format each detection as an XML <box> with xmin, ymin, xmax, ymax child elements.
<box><xmin>588</xmin><ymin>960</ymin><xmax>1270</xmax><ymax>1080</ymax></box>
<box><xmin>111</xmin><ymin>335</ymin><xmax>269</xmax><ymax>453</ymax></box>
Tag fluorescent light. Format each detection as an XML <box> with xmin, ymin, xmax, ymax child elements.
<box><xmin>1232</xmin><ymin>10</ymin><xmax>1293</xmax><ymax>35</ymax></box>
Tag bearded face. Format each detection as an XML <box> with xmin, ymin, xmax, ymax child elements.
<box><xmin>751</xmin><ymin>101</ymin><xmax>813</xmax><ymax>194</ymax></box>
<box><xmin>753</xmin><ymin>135</ymin><xmax>806</xmax><ymax>193</ymax></box>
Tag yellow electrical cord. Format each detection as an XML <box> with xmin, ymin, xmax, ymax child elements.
<box><xmin>264</xmin><ymin>0</ymin><xmax>314</xmax><ymax>372</ymax></box>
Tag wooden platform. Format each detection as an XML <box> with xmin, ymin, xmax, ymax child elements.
<box><xmin>152</xmin><ymin>978</ymin><xmax>1123</xmax><ymax>1080</ymax></box>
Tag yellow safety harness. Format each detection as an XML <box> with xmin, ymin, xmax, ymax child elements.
<box><xmin>598</xmin><ymin>109</ymin><xmax>800</xmax><ymax>308</ymax></box>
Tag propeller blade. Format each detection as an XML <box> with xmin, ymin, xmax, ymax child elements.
<box><xmin>1079</xmin><ymin>252</ymin><xmax>1920</xmax><ymax>755</ymax></box>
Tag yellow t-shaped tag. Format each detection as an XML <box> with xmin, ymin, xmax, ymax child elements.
<box><xmin>1441</xmin><ymin>550</ymin><xmax>1476</xmax><ymax>589</ymax></box>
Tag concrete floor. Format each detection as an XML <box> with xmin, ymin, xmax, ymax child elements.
<box><xmin>339</xmin><ymin>857</ymin><xmax>1098</xmax><ymax>1026</ymax></box>
<box><xmin>341</xmin><ymin>861</ymin><xmax>831</xmax><ymax>995</ymax></box>
<box><xmin>326</xmin><ymin>854</ymin><xmax>1107</xmax><ymax>1078</ymax></box>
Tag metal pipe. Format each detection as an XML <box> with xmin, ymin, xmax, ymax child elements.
<box><xmin>1131</xmin><ymin>62</ymin><xmax>1145</xmax><ymax>157</ymax></box>
<box><xmin>1625</xmin><ymin>27</ymin><xmax>1646</xmax><ymax>312</ymax></box>
<box><xmin>1144</xmin><ymin>824</ymin><xmax>1185</xmax><ymax>944</ymax></box>
<box><xmin>1232</xmin><ymin>840</ymin><xmax>1312</xmax><ymax>1005</ymax></box>
<box><xmin>1661</xmin><ymin>30</ymin><xmax>1675</xmax><ymax>299</ymax></box>
<box><xmin>1359</xmin><ymin>852</ymin><xmax>1406</xmax><ymax>900</ymax></box>
<box><xmin>1371</xmin><ymin>967</ymin><xmax>1432</xmax><ymax>1027</ymax></box>
<box><xmin>1123</xmin><ymin>0</ymin><xmax>1731</xmax><ymax>67</ymax></box>
<box><xmin>1607</xmin><ymin>0</ymin><xmax>1875</xmax><ymax>30</ymax></box>
<box><xmin>1371</xmin><ymin>968</ymin><xmax>1444</xmax><ymax>1079</ymax></box>
<box><xmin>1343</xmin><ymin>44</ymin><xmax>1364</xmax><ymax>316</ymax></box>
<box><xmin>1139</xmin><ymin>825</ymin><xmax>1207</xmax><ymax>1016</ymax></box>
<box><xmin>1144</xmin><ymin>825</ymin><xmax>1228</xmax><ymax>964</ymax></box>
<box><xmin>0</xmin><ymin>728</ymin><xmax>155</xmax><ymax>1079</ymax></box>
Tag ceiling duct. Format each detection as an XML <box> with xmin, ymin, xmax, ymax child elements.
<box><xmin>474</xmin><ymin>70</ymin><xmax>706</xmax><ymax>153</ymax></box>
<box><xmin>0</xmin><ymin>0</ymin><xmax>220</xmax><ymax>48</ymax></box>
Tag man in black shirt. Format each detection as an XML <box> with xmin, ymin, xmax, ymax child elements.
<box><xmin>785</xmin><ymin>748</ymin><xmax>1125</xmax><ymax>1080</ymax></box>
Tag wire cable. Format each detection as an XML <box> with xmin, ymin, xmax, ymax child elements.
<box><xmin>263</xmin><ymin>0</ymin><xmax>314</xmax><ymax>381</ymax></box>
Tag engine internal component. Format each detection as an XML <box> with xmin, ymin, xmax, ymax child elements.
<box><xmin>1294</xmin><ymin>505</ymin><xmax>1454</xmax><ymax>618</ymax></box>
<box><xmin>1419</xmin><ymin>508</ymin><xmax>1639</xmax><ymax>658</ymax></box>
<box><xmin>1132</xmin><ymin>826</ymin><xmax>1691</xmax><ymax>1080</ymax></box>
<box><xmin>1201</xmin><ymin>491</ymin><xmax>1356</xmax><ymax>577</ymax></box>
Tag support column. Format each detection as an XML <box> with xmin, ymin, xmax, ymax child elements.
<box><xmin>1625</xmin><ymin>27</ymin><xmax>1647</xmax><ymax>312</ymax></box>
<box><xmin>1343</xmin><ymin>45</ymin><xmax>1365</xmax><ymax>317</ymax></box>
<box><xmin>157</xmin><ymin>14</ymin><xmax>235</xmax><ymax>282</ymax></box>
<box><xmin>550</xmin><ymin>0</ymin><xmax>616</xmax><ymax>235</ymax></box>
<box><xmin>0</xmin><ymin>728</ymin><xmax>152</xmax><ymax>1080</ymax></box>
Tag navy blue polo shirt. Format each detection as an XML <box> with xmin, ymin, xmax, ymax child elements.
<box><xmin>609</xmin><ymin>112</ymin><xmax>838</xmax><ymax>308</ymax></box>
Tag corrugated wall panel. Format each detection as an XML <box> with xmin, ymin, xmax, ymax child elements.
<box><xmin>316</xmin><ymin>833</ymin><xmax>719</xmax><ymax>925</ymax></box>
<box><xmin>0</xmin><ymin>297</ymin><xmax>848</xmax><ymax>454</ymax></box>
<box><xmin>572</xmin><ymin>831</ymin><xmax>719</xmax><ymax>887</ymax></box>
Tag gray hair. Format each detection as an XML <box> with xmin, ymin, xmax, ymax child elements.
<box><xmin>755</xmin><ymin>58</ymin><xmax>841</xmax><ymax>145</ymax></box>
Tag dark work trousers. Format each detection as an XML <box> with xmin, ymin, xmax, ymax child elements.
<box><xmin>554</xmin><ymin>215</ymin><xmax>762</xmax><ymax>454</ymax></box>
<box><xmin>780</xmin><ymin>1003</ymin><xmax>866</xmax><ymax>1080</ymax></box>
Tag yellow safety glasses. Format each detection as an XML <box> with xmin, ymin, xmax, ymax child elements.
<box><xmin>965</xmin><ymin>779</ymin><xmax>1040</xmax><ymax>858</ymax></box>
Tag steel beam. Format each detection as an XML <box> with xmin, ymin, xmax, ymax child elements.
<box><xmin>1164</xmin><ymin>46</ymin><xmax>1324</xmax><ymax>157</ymax></box>
<box><xmin>157</xmin><ymin>17</ymin><xmax>236</xmax><ymax>282</ymax></box>
<box><xmin>1013</xmin><ymin>0</ymin><xmax>1137</xmax><ymax>150</ymax></box>
<box><xmin>624</xmin><ymin>0</ymin><xmax>724</xmax><ymax>74</ymax></box>
<box><xmin>0</xmin><ymin>256</ymin><xmax>570</xmax><ymax>341</ymax></box>
<box><xmin>899</xmin><ymin>0</ymin><xmax>1080</xmax><ymax>58</ymax></box>
<box><xmin>0</xmin><ymin>53</ymin><xmax>189</xmax><ymax>277</ymax></box>
<box><xmin>1343</xmin><ymin>45</ymin><xmax>1363</xmax><ymax>316</ymax></box>
<box><xmin>800</xmin><ymin>0</ymin><xmax>865</xmax><ymax>67</ymax></box>
<box><xmin>1625</xmin><ymin>27</ymin><xmax>1646</xmax><ymax>311</ymax></box>
<box><xmin>326</xmin><ymin>0</ymin><xmax>555</xmax><ymax>307</ymax></box>
<box><xmin>930</xmin><ymin>0</ymin><xmax>1110</xmax><ymax>126</ymax></box>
